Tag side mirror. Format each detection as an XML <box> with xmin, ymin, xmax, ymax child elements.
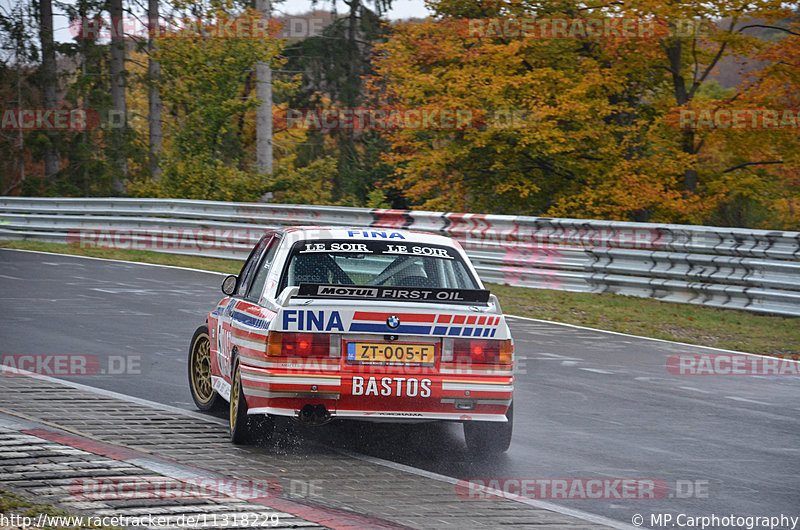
<box><xmin>221</xmin><ymin>275</ymin><xmax>237</xmax><ymax>296</ymax></box>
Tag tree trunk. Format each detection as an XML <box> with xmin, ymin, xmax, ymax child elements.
<box><xmin>148</xmin><ymin>0</ymin><xmax>162</xmax><ymax>181</ymax></box>
<box><xmin>255</xmin><ymin>0</ymin><xmax>272</xmax><ymax>175</ymax></box>
<box><xmin>664</xmin><ymin>38</ymin><xmax>700</xmax><ymax>193</ymax></box>
<box><xmin>681</xmin><ymin>130</ymin><xmax>698</xmax><ymax>193</ymax></box>
<box><xmin>109</xmin><ymin>0</ymin><xmax>127</xmax><ymax>192</ymax></box>
<box><xmin>347</xmin><ymin>0</ymin><xmax>359</xmax><ymax>43</ymax></box>
<box><xmin>38</xmin><ymin>0</ymin><xmax>59</xmax><ymax>183</ymax></box>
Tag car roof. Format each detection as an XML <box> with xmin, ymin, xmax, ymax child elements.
<box><xmin>277</xmin><ymin>226</ymin><xmax>462</xmax><ymax>248</ymax></box>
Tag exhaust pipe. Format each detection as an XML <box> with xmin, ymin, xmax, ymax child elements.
<box><xmin>298</xmin><ymin>404</ymin><xmax>316</xmax><ymax>424</ymax></box>
<box><xmin>297</xmin><ymin>404</ymin><xmax>331</xmax><ymax>425</ymax></box>
<box><xmin>314</xmin><ymin>404</ymin><xmax>331</xmax><ymax>424</ymax></box>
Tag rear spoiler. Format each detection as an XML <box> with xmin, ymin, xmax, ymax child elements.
<box><xmin>291</xmin><ymin>283</ymin><xmax>492</xmax><ymax>305</ymax></box>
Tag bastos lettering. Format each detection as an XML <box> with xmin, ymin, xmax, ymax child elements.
<box><xmin>351</xmin><ymin>376</ymin><xmax>432</xmax><ymax>397</ymax></box>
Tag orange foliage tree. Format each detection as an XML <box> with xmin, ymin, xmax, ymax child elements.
<box><xmin>370</xmin><ymin>0</ymin><xmax>799</xmax><ymax>227</ymax></box>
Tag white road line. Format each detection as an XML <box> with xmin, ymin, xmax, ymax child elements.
<box><xmin>532</xmin><ymin>352</ymin><xmax>583</xmax><ymax>361</ymax></box>
<box><xmin>678</xmin><ymin>386</ymin><xmax>711</xmax><ymax>394</ymax></box>
<box><xmin>579</xmin><ymin>368</ymin><xmax>615</xmax><ymax>374</ymax></box>
<box><xmin>634</xmin><ymin>377</ymin><xmax>669</xmax><ymax>383</ymax></box>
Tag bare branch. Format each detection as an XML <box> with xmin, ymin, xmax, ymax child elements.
<box><xmin>722</xmin><ymin>160</ymin><xmax>783</xmax><ymax>173</ymax></box>
<box><xmin>738</xmin><ymin>24</ymin><xmax>800</xmax><ymax>37</ymax></box>
<box><xmin>689</xmin><ymin>17</ymin><xmax>737</xmax><ymax>99</ymax></box>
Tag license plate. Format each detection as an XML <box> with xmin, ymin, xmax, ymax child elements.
<box><xmin>346</xmin><ymin>342</ymin><xmax>435</xmax><ymax>365</ymax></box>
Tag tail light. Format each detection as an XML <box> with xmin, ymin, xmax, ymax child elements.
<box><xmin>452</xmin><ymin>339</ymin><xmax>513</xmax><ymax>366</ymax></box>
<box><xmin>267</xmin><ymin>332</ymin><xmax>330</xmax><ymax>358</ymax></box>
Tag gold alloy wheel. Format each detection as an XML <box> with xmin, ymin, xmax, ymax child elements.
<box><xmin>190</xmin><ymin>332</ymin><xmax>213</xmax><ymax>404</ymax></box>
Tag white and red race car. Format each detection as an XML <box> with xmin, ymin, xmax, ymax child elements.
<box><xmin>188</xmin><ymin>227</ymin><xmax>514</xmax><ymax>452</ymax></box>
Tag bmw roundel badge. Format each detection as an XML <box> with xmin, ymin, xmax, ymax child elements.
<box><xmin>386</xmin><ymin>315</ymin><xmax>400</xmax><ymax>329</ymax></box>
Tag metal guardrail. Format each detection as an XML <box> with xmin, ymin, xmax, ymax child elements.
<box><xmin>1</xmin><ymin>197</ymin><xmax>799</xmax><ymax>316</ymax></box>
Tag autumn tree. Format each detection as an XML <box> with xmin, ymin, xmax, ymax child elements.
<box><xmin>54</xmin><ymin>0</ymin><xmax>140</xmax><ymax>196</ymax></box>
<box><xmin>372</xmin><ymin>0</ymin><xmax>799</xmax><ymax>227</ymax></box>
<box><xmin>127</xmin><ymin>6</ymin><xmax>286</xmax><ymax>200</ymax></box>
<box><xmin>279</xmin><ymin>1</ymin><xmax>397</xmax><ymax>206</ymax></box>
<box><xmin>372</xmin><ymin>2</ymin><xmax>685</xmax><ymax>217</ymax></box>
<box><xmin>0</xmin><ymin>0</ymin><xmax>38</xmax><ymax>194</ymax></box>
<box><xmin>687</xmin><ymin>19</ymin><xmax>800</xmax><ymax>228</ymax></box>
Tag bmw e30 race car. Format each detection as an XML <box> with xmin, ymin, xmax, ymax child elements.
<box><xmin>188</xmin><ymin>227</ymin><xmax>514</xmax><ymax>453</ymax></box>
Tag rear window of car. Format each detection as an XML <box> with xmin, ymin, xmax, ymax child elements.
<box><xmin>278</xmin><ymin>239</ymin><xmax>479</xmax><ymax>291</ymax></box>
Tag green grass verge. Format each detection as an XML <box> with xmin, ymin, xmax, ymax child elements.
<box><xmin>2</xmin><ymin>240</ymin><xmax>797</xmax><ymax>356</ymax></box>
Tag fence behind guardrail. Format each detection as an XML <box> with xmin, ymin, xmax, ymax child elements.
<box><xmin>1</xmin><ymin>197</ymin><xmax>799</xmax><ymax>316</ymax></box>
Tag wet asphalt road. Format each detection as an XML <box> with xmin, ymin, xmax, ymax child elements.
<box><xmin>1</xmin><ymin>248</ymin><xmax>798</xmax><ymax>528</ymax></box>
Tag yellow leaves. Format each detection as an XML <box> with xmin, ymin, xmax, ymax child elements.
<box><xmin>124</xmin><ymin>4</ymin><xmax>291</xmax><ymax>201</ymax></box>
<box><xmin>268</xmin><ymin>157</ymin><xmax>337</xmax><ymax>205</ymax></box>
<box><xmin>369</xmin><ymin>1</ymin><xmax>800</xmax><ymax>226</ymax></box>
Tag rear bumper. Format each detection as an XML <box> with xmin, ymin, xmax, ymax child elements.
<box><xmin>238</xmin><ymin>363</ymin><xmax>513</xmax><ymax>423</ymax></box>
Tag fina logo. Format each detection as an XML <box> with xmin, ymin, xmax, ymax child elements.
<box><xmin>386</xmin><ymin>315</ymin><xmax>401</xmax><ymax>329</ymax></box>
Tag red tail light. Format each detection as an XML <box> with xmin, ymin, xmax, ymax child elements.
<box><xmin>453</xmin><ymin>339</ymin><xmax>513</xmax><ymax>365</ymax></box>
<box><xmin>267</xmin><ymin>332</ymin><xmax>330</xmax><ymax>358</ymax></box>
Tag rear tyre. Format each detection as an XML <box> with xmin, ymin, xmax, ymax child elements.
<box><xmin>188</xmin><ymin>325</ymin><xmax>224</xmax><ymax>412</ymax></box>
<box><xmin>229</xmin><ymin>357</ymin><xmax>274</xmax><ymax>445</ymax></box>
<box><xmin>463</xmin><ymin>401</ymin><xmax>513</xmax><ymax>455</ymax></box>
<box><xmin>229</xmin><ymin>357</ymin><xmax>252</xmax><ymax>444</ymax></box>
